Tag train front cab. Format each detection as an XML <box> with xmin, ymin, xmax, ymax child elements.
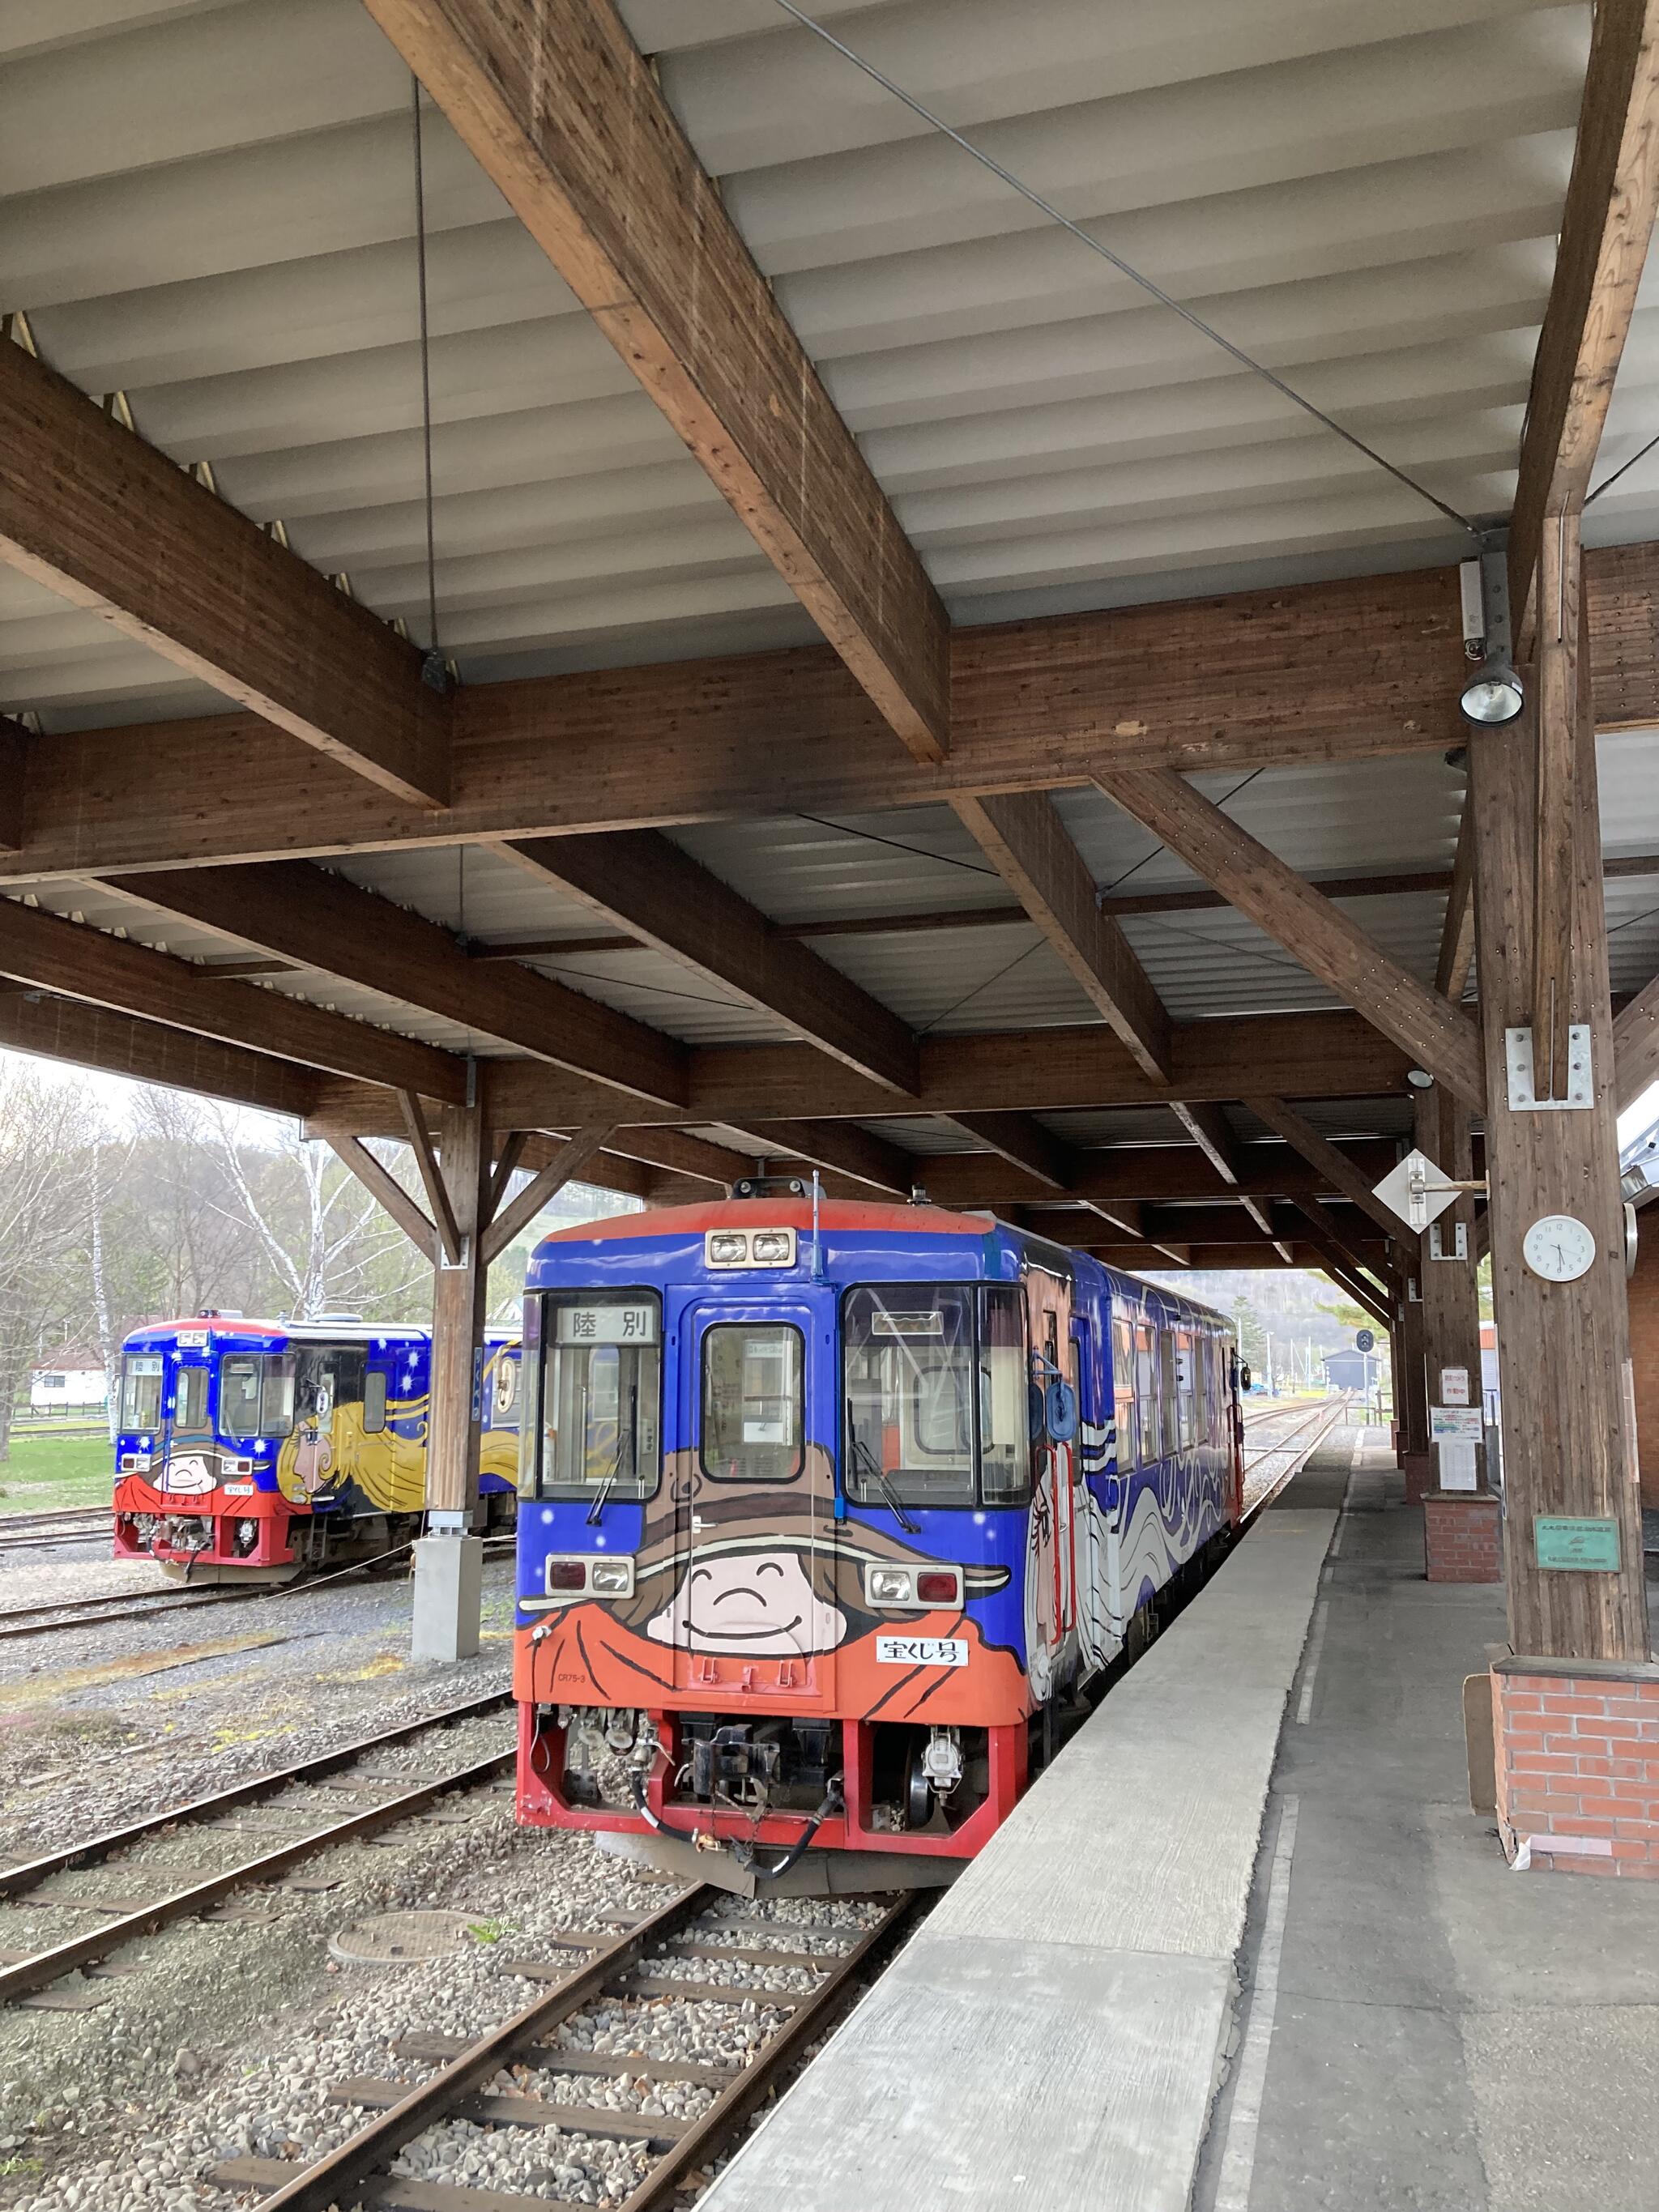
<box><xmin>511</xmin><ymin>1204</ymin><xmax>1119</xmax><ymax>1869</ymax></box>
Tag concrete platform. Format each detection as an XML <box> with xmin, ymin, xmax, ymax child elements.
<box><xmin>699</xmin><ymin>1465</ymin><xmax>1339</xmax><ymax>2212</ymax></box>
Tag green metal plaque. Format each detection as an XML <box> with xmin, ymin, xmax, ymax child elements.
<box><xmin>1533</xmin><ymin>1516</ymin><xmax>1622</xmax><ymax>1572</ymax></box>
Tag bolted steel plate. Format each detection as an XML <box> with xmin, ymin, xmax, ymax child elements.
<box><xmin>328</xmin><ymin>1908</ymin><xmax>478</xmax><ymax>1967</ymax></box>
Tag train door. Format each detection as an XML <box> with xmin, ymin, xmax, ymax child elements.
<box><xmin>1022</xmin><ymin>1271</ymin><xmax>1076</xmax><ymax>1696</ymax></box>
<box><xmin>158</xmin><ymin>1334</ymin><xmax>215</xmax><ymax>1500</ymax></box>
<box><xmin>671</xmin><ymin>1298</ymin><xmax>831</xmax><ymax>1698</ymax></box>
<box><xmin>1070</xmin><ymin>1309</ymin><xmax>1110</xmax><ymax>1676</ymax></box>
<box><xmin>286</xmin><ymin>1343</ymin><xmax>364</xmax><ymax>1507</ymax></box>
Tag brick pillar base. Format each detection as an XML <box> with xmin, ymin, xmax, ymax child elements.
<box><xmin>1491</xmin><ymin>1656</ymin><xmax>1659</xmax><ymax>1877</ymax></box>
<box><xmin>1423</xmin><ymin>1491</ymin><xmax>1502</xmax><ymax>1582</ymax></box>
<box><xmin>1401</xmin><ymin>1449</ymin><xmax>1433</xmax><ymax>1504</ymax></box>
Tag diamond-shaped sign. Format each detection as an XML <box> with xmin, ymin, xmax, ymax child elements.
<box><xmin>1372</xmin><ymin>1148</ymin><xmax>1458</xmax><ymax>1234</ymax></box>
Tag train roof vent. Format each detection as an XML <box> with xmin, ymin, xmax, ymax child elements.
<box><xmin>312</xmin><ymin>1311</ymin><xmax>364</xmax><ymax>1323</ymax></box>
<box><xmin>730</xmin><ymin>1175</ymin><xmax>811</xmax><ymax>1199</ymax></box>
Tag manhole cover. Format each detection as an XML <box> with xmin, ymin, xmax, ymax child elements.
<box><xmin>328</xmin><ymin>1909</ymin><xmax>478</xmax><ymax>1967</ymax></box>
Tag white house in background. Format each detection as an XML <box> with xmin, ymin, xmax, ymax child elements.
<box><xmin>28</xmin><ymin>1350</ymin><xmax>108</xmax><ymax>1413</ymax></box>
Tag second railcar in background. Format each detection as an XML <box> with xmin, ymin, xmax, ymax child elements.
<box><xmin>512</xmin><ymin>1190</ymin><xmax>1243</xmax><ymax>1880</ymax></box>
<box><xmin>113</xmin><ymin>1316</ymin><xmax>521</xmax><ymax>1581</ymax></box>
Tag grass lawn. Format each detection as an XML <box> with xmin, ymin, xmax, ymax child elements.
<box><xmin>0</xmin><ymin>1430</ymin><xmax>113</xmax><ymax>1513</ymax></box>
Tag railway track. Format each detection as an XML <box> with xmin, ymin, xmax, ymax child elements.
<box><xmin>1239</xmin><ymin>1392</ymin><xmax>1356</xmax><ymax>1520</ymax></box>
<box><xmin>0</xmin><ymin>1506</ymin><xmax>113</xmax><ymax>1554</ymax></box>
<box><xmin>0</xmin><ymin>1688</ymin><xmax>517</xmax><ymax>2006</ymax></box>
<box><xmin>209</xmin><ymin>1882</ymin><xmax>917</xmax><ymax>2212</ymax></box>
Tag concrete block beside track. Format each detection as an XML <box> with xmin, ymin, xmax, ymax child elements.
<box><xmin>699</xmin><ymin>1493</ymin><xmax>1337</xmax><ymax>2212</ymax></box>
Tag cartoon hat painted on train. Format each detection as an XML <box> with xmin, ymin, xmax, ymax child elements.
<box><xmin>593</xmin><ymin>1443</ymin><xmax>1009</xmax><ymax>1654</ymax></box>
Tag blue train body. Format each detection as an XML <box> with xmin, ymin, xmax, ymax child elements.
<box><xmin>511</xmin><ymin>1194</ymin><xmax>1241</xmax><ymax>1872</ymax></box>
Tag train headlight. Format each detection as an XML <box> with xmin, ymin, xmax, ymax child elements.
<box><xmin>589</xmin><ymin>1558</ymin><xmax>635</xmax><ymax>1596</ymax></box>
<box><xmin>707</xmin><ymin>1232</ymin><xmax>748</xmax><ymax>1265</ymax></box>
<box><xmin>749</xmin><ymin>1230</ymin><xmax>795</xmax><ymax>1264</ymax></box>
<box><xmin>547</xmin><ymin>1558</ymin><xmax>586</xmax><ymax>1592</ymax></box>
<box><xmin>865</xmin><ymin>1566</ymin><xmax>913</xmax><ymax>1605</ymax></box>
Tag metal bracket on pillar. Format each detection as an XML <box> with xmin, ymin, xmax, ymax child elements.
<box><xmin>1505</xmin><ymin>1025</ymin><xmax>1592</xmax><ymax>1110</ymax></box>
<box><xmin>1428</xmin><ymin>1220</ymin><xmax>1469</xmax><ymax>1262</ymax></box>
<box><xmin>438</xmin><ymin>1234</ymin><xmax>474</xmax><ymax>1273</ymax></box>
<box><xmin>425</xmin><ymin>1510</ymin><xmax>470</xmax><ymax>1536</ymax></box>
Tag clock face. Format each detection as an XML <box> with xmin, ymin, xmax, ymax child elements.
<box><xmin>1522</xmin><ymin>1213</ymin><xmax>1597</xmax><ymax>1284</ymax></box>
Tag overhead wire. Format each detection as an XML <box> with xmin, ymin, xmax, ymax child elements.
<box><xmin>769</xmin><ymin>0</ymin><xmax>1479</xmax><ymax>539</ymax></box>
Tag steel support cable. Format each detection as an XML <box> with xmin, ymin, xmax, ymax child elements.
<box><xmin>770</xmin><ymin>0</ymin><xmax>1479</xmax><ymax>539</ymax></box>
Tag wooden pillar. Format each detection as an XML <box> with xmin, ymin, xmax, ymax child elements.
<box><xmin>1396</xmin><ymin>1276</ymin><xmax>1431</xmax><ymax>1502</ymax></box>
<box><xmin>1413</xmin><ymin>1086</ymin><xmax>1487</xmax><ymax>1489</ymax></box>
<box><xmin>426</xmin><ymin>1099</ymin><xmax>491</xmax><ymax>1526</ymax></box>
<box><xmin>1469</xmin><ymin>675</ymin><xmax>1648</xmax><ymax>1660</ymax></box>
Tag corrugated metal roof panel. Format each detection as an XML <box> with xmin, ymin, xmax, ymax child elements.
<box><xmin>0</xmin><ymin>0</ymin><xmax>1598</xmax><ymax>722</ymax></box>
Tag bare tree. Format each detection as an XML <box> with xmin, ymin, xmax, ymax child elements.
<box><xmin>0</xmin><ymin>1063</ymin><xmax>98</xmax><ymax>1463</ymax></box>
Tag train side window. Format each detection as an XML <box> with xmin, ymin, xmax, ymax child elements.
<box><xmin>176</xmin><ymin>1364</ymin><xmax>211</xmax><ymax>1432</ymax></box>
<box><xmin>539</xmin><ymin>1292</ymin><xmax>662</xmax><ymax>1500</ymax></box>
<box><xmin>1134</xmin><ymin>1323</ymin><xmax>1157</xmax><ymax>1460</ymax></box>
<box><xmin>702</xmin><ymin>1323</ymin><xmax>804</xmax><ymax>1483</ymax></box>
<box><xmin>977</xmin><ymin>1285</ymin><xmax>1030</xmax><ymax>1505</ymax></box>
<box><xmin>220</xmin><ymin>1356</ymin><xmax>262</xmax><ymax>1440</ymax></box>
<box><xmin>261</xmin><ymin>1355</ymin><xmax>296</xmax><ymax>1438</ymax></box>
<box><xmin>363</xmin><ymin>1369</ymin><xmax>388</xmax><ymax>1434</ymax></box>
<box><xmin>1175</xmin><ymin>1332</ymin><xmax>1197</xmax><ymax>1451</ymax></box>
<box><xmin>1111</xmin><ymin>1315</ymin><xmax>1138</xmax><ymax>1470</ymax></box>
<box><xmin>121</xmin><ymin>1353</ymin><xmax>163</xmax><ymax>1431</ymax></box>
<box><xmin>1158</xmin><ymin>1332</ymin><xmax>1179</xmax><ymax>1458</ymax></box>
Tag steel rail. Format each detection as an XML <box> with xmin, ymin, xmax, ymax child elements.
<box><xmin>1239</xmin><ymin>1393</ymin><xmax>1355</xmax><ymax>1528</ymax></box>
<box><xmin>0</xmin><ymin>1743</ymin><xmax>514</xmax><ymax>2005</ymax></box>
<box><xmin>251</xmin><ymin>1886</ymin><xmax>715</xmax><ymax>2212</ymax></box>
<box><xmin>233</xmin><ymin>1887</ymin><xmax>916</xmax><ymax>2212</ymax></box>
<box><xmin>0</xmin><ymin>1687</ymin><xmax>514</xmax><ymax>1900</ymax></box>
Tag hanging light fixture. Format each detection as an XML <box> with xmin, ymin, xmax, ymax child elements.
<box><xmin>1457</xmin><ymin>549</ymin><xmax>1524</xmax><ymax>726</ymax></box>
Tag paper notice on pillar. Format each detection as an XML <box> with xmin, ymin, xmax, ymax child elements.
<box><xmin>1436</xmin><ymin>1440</ymin><xmax>1479</xmax><ymax>1490</ymax></box>
<box><xmin>1431</xmin><ymin>1405</ymin><xmax>1483</xmax><ymax>1441</ymax></box>
<box><xmin>1439</xmin><ymin>1366</ymin><xmax>1471</xmax><ymax>1406</ymax></box>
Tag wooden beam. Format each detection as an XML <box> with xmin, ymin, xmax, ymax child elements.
<box><xmin>500</xmin><ymin>833</ymin><xmax>919</xmax><ymax>1094</ymax></box>
<box><xmin>1434</xmin><ymin>806</ymin><xmax>1478</xmax><ymax>1006</ymax></box>
<box><xmin>946</xmin><ymin>1113</ymin><xmax>1073</xmax><ymax>1193</ymax></box>
<box><xmin>1614</xmin><ymin>968</ymin><xmax>1659</xmax><ymax>1111</ymax></box>
<box><xmin>0</xmin><ymin>893</ymin><xmax>465</xmax><ymax>1102</ymax></box>
<box><xmin>0</xmin><ymin>336</ymin><xmax>449</xmax><ymax>808</ymax></box>
<box><xmin>481</xmin><ymin>1124</ymin><xmax>621</xmax><ymax>1266</ymax></box>
<box><xmin>400</xmin><ymin>1089</ymin><xmax>461</xmax><ymax>1266</ymax></box>
<box><xmin>1289</xmin><ymin>1197</ymin><xmax>1391</xmax><ymax>1288</ymax></box>
<box><xmin>1245</xmin><ymin>1097</ymin><xmax>1411</xmax><ymax>1245</ymax></box>
<box><xmin>472</xmin><ymin>1010</ymin><xmax>1412</xmax><ymax>1129</ymax></box>
<box><xmin>1099</xmin><ymin>768</ymin><xmax>1485</xmax><ymax>1108</ymax></box>
<box><xmin>0</xmin><ymin>984</ymin><xmax>324</xmax><ymax>1120</ymax></box>
<box><xmin>1508</xmin><ymin>0</ymin><xmax>1659</xmax><ymax>637</ymax></box>
<box><xmin>1169</xmin><ymin>1100</ymin><xmax>1293</xmax><ymax>1260</ymax></box>
<box><xmin>1323</xmin><ymin>1262</ymin><xmax>1394</xmax><ymax>1331</ymax></box>
<box><xmin>365</xmin><ymin>0</ymin><xmax>947</xmax><ymax>763</ymax></box>
<box><xmin>484</xmin><ymin>1131</ymin><xmax>530</xmax><ymax>1224</ymax></box>
<box><xmin>916</xmin><ymin>1136</ymin><xmax>1405</xmax><ymax>1212</ymax></box>
<box><xmin>325</xmin><ymin>1136</ymin><xmax>437</xmax><ymax>1255</ymax></box>
<box><xmin>5</xmin><ymin>567</ymin><xmax>1471</xmax><ymax>881</ymax></box>
<box><xmin>108</xmin><ymin>862</ymin><xmax>689</xmax><ymax>1108</ymax></box>
<box><xmin>1529</xmin><ymin>535</ymin><xmax>1585</xmax><ymax>1097</ymax></box>
<box><xmin>427</xmin><ymin>1100</ymin><xmax>491</xmax><ymax>1519</ymax></box>
<box><xmin>1082</xmin><ymin>1242</ymin><xmax>1337</xmax><ymax>1273</ymax></box>
<box><xmin>949</xmin><ymin>792</ymin><xmax>1171</xmax><ymax>1079</ymax></box>
<box><xmin>0</xmin><ymin>719</ymin><xmax>23</xmax><ymax>853</ymax></box>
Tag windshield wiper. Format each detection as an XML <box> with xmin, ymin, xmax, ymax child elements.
<box><xmin>847</xmin><ymin>1426</ymin><xmax>920</xmax><ymax>1534</ymax></box>
<box><xmin>586</xmin><ymin>1421</ymin><xmax>633</xmax><ymax>1526</ymax></box>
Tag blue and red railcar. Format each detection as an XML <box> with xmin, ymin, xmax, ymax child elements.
<box><xmin>113</xmin><ymin>1316</ymin><xmax>520</xmax><ymax>1580</ymax></box>
<box><xmin>513</xmin><ymin>1191</ymin><xmax>1243</xmax><ymax>1874</ymax></box>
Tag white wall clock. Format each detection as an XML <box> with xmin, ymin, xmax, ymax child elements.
<box><xmin>1522</xmin><ymin>1213</ymin><xmax>1597</xmax><ymax>1284</ymax></box>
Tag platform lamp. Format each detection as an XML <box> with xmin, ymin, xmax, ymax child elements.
<box><xmin>1457</xmin><ymin>545</ymin><xmax>1524</xmax><ymax>727</ymax></box>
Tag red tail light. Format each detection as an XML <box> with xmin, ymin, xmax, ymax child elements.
<box><xmin>548</xmin><ymin>1559</ymin><xmax>586</xmax><ymax>1591</ymax></box>
<box><xmin>915</xmin><ymin>1569</ymin><xmax>960</xmax><ymax>1605</ymax></box>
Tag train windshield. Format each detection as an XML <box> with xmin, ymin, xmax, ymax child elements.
<box><xmin>536</xmin><ymin>1291</ymin><xmax>661</xmax><ymax>1500</ymax></box>
<box><xmin>219</xmin><ymin>1355</ymin><xmax>263</xmax><ymax>1440</ymax></box>
<box><xmin>121</xmin><ymin>1354</ymin><xmax>163</xmax><ymax>1430</ymax></box>
<box><xmin>843</xmin><ymin>1283</ymin><xmax>1028</xmax><ymax>1508</ymax></box>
